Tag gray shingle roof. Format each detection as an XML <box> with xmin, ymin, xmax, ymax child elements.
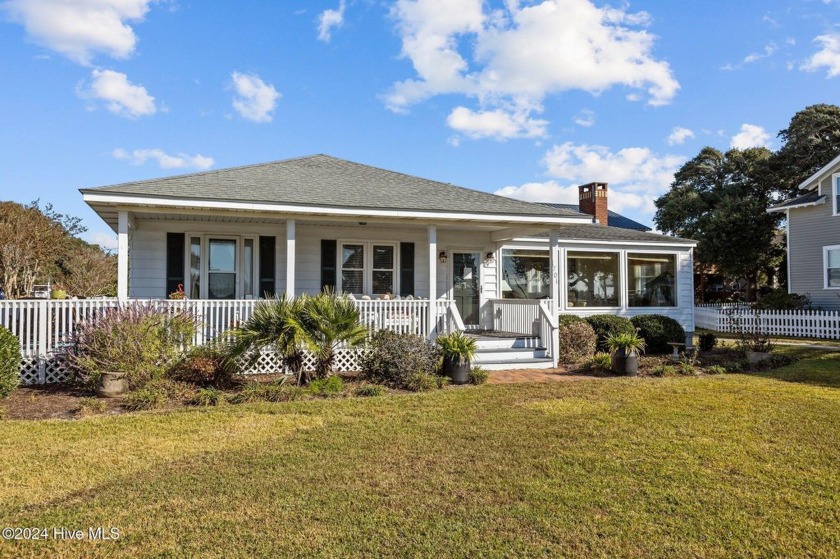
<box><xmin>767</xmin><ymin>190</ymin><xmax>826</xmax><ymax>212</ymax></box>
<box><xmin>546</xmin><ymin>224</ymin><xmax>694</xmax><ymax>244</ymax></box>
<box><xmin>539</xmin><ymin>203</ymin><xmax>651</xmax><ymax>231</ymax></box>
<box><xmin>81</xmin><ymin>154</ymin><xmax>583</xmax><ymax>219</ymax></box>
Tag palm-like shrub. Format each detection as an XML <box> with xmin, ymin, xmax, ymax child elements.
<box><xmin>297</xmin><ymin>291</ymin><xmax>368</xmax><ymax>379</ymax></box>
<box><xmin>228</xmin><ymin>295</ymin><xmax>307</xmax><ymax>383</ymax></box>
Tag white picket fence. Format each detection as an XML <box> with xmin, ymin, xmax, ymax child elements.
<box><xmin>694</xmin><ymin>305</ymin><xmax>840</xmax><ymax>339</ymax></box>
<box><xmin>0</xmin><ymin>298</ymin><xmax>457</xmax><ymax>385</ymax></box>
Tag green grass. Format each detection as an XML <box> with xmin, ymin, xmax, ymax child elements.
<box><xmin>1</xmin><ymin>358</ymin><xmax>839</xmax><ymax>557</ymax></box>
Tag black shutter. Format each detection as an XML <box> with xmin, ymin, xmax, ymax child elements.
<box><xmin>165</xmin><ymin>233</ymin><xmax>185</xmax><ymax>296</ymax></box>
<box><xmin>321</xmin><ymin>240</ymin><xmax>337</xmax><ymax>292</ymax></box>
<box><xmin>259</xmin><ymin>236</ymin><xmax>276</xmax><ymax>297</ymax></box>
<box><xmin>400</xmin><ymin>242</ymin><xmax>415</xmax><ymax>297</ymax></box>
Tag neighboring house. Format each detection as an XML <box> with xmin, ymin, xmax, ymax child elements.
<box><xmin>769</xmin><ymin>153</ymin><xmax>840</xmax><ymax>310</ymax></box>
<box><xmin>81</xmin><ymin>154</ymin><xmax>696</xmax><ymax>366</ymax></box>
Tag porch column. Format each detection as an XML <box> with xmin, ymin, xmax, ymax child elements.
<box><xmin>286</xmin><ymin>219</ymin><xmax>296</xmax><ymax>298</ymax></box>
<box><xmin>117</xmin><ymin>210</ymin><xmax>129</xmax><ymax>301</ymax></box>
<box><xmin>549</xmin><ymin>229</ymin><xmax>560</xmax><ymax>314</ymax></box>
<box><xmin>428</xmin><ymin>224</ymin><xmax>437</xmax><ymax>338</ymax></box>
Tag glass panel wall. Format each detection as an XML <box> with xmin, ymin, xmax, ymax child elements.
<box><xmin>501</xmin><ymin>249</ymin><xmax>550</xmax><ymax>299</ymax></box>
<box><xmin>567</xmin><ymin>251</ymin><xmax>620</xmax><ymax>307</ymax></box>
<box><xmin>628</xmin><ymin>253</ymin><xmax>677</xmax><ymax>307</ymax></box>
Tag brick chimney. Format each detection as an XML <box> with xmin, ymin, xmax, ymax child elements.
<box><xmin>578</xmin><ymin>182</ymin><xmax>608</xmax><ymax>226</ymax></box>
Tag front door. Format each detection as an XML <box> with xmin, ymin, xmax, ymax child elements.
<box><xmin>452</xmin><ymin>251</ymin><xmax>481</xmax><ymax>328</ymax></box>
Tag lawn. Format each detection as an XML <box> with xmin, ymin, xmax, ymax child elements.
<box><xmin>1</xmin><ymin>356</ymin><xmax>839</xmax><ymax>557</ymax></box>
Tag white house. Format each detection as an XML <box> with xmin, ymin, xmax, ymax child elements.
<box><xmin>81</xmin><ymin>154</ymin><xmax>696</xmax><ymax>368</ymax></box>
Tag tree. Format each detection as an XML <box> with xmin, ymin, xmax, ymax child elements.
<box><xmin>56</xmin><ymin>239</ymin><xmax>117</xmax><ymax>297</ymax></box>
<box><xmin>772</xmin><ymin>104</ymin><xmax>840</xmax><ymax>196</ymax></box>
<box><xmin>654</xmin><ymin>147</ymin><xmax>783</xmax><ymax>301</ymax></box>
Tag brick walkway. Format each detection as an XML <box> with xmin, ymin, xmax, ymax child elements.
<box><xmin>488</xmin><ymin>367</ymin><xmax>601</xmax><ymax>384</ymax></box>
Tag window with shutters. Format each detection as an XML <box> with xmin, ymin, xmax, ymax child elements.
<box><xmin>338</xmin><ymin>241</ymin><xmax>397</xmax><ymax>296</ymax></box>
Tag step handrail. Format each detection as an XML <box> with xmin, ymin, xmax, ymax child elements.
<box><xmin>537</xmin><ymin>300</ymin><xmax>559</xmax><ymax>368</ymax></box>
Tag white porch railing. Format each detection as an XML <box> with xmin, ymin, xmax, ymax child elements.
<box><xmin>0</xmin><ymin>298</ymin><xmax>452</xmax><ymax>384</ymax></box>
<box><xmin>490</xmin><ymin>298</ymin><xmax>558</xmax><ymax>366</ymax></box>
<box><xmin>694</xmin><ymin>305</ymin><xmax>840</xmax><ymax>339</ymax></box>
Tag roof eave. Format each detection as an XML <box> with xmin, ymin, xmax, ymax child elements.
<box><xmin>767</xmin><ymin>197</ymin><xmax>826</xmax><ymax>213</ymax></box>
<box><xmin>797</xmin><ymin>152</ymin><xmax>840</xmax><ymax>191</ymax></box>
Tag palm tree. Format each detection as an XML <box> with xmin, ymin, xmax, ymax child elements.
<box><xmin>296</xmin><ymin>290</ymin><xmax>368</xmax><ymax>378</ymax></box>
<box><xmin>228</xmin><ymin>295</ymin><xmax>309</xmax><ymax>384</ymax></box>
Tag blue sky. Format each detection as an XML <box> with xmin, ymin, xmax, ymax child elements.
<box><xmin>1</xmin><ymin>0</ymin><xmax>838</xmax><ymax>248</ymax></box>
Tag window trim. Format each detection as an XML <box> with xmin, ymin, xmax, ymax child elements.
<box><xmin>183</xmin><ymin>233</ymin><xmax>259</xmax><ymax>299</ymax></box>
<box><xmin>499</xmin><ymin>247</ymin><xmax>551</xmax><ymax>300</ymax></box>
<box><xmin>566</xmin><ymin>248</ymin><xmax>623</xmax><ymax>309</ymax></box>
<box><xmin>337</xmin><ymin>240</ymin><xmax>399</xmax><ymax>296</ymax></box>
<box><xmin>626</xmin><ymin>251</ymin><xmax>680</xmax><ymax>309</ymax></box>
<box><xmin>823</xmin><ymin>244</ymin><xmax>840</xmax><ymax>290</ymax></box>
<box><xmin>833</xmin><ymin>173</ymin><xmax>840</xmax><ymax>216</ymax></box>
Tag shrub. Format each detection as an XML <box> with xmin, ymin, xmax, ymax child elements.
<box><xmin>585</xmin><ymin>315</ymin><xmax>635</xmax><ymax>352</ymax></box>
<box><xmin>0</xmin><ymin>325</ymin><xmax>20</xmax><ymax>399</ymax></box>
<box><xmin>170</xmin><ymin>344</ymin><xmax>237</xmax><ymax>387</ymax></box>
<box><xmin>192</xmin><ymin>387</ymin><xmax>226</xmax><ymax>407</ymax></box>
<box><xmin>584</xmin><ymin>352</ymin><xmax>612</xmax><ymax>372</ymax></box>
<box><xmin>360</xmin><ymin>330</ymin><xmax>441</xmax><ymax>389</ymax></box>
<box><xmin>699</xmin><ymin>332</ymin><xmax>717</xmax><ymax>352</ymax></box>
<box><xmin>724</xmin><ymin>360</ymin><xmax>749</xmax><ymax>373</ymax></box>
<box><xmin>76</xmin><ymin>397</ymin><xmax>107</xmax><ymax>416</ymax></box>
<box><xmin>678</xmin><ymin>362</ymin><xmax>697</xmax><ymax>376</ymax></box>
<box><xmin>354</xmin><ymin>384</ymin><xmax>385</xmax><ymax>397</ymax></box>
<box><xmin>706</xmin><ymin>365</ymin><xmax>726</xmax><ymax>375</ymax></box>
<box><xmin>557</xmin><ymin>315</ymin><xmax>585</xmax><ymax>329</ymax></box>
<box><xmin>67</xmin><ymin>305</ymin><xmax>195</xmax><ymax>391</ymax></box>
<box><xmin>468</xmin><ymin>366</ymin><xmax>489</xmax><ymax>385</ymax></box>
<box><xmin>308</xmin><ymin>375</ymin><xmax>345</xmax><ymax>397</ymax></box>
<box><xmin>230</xmin><ymin>382</ymin><xmax>305</xmax><ymax>404</ymax></box>
<box><xmin>557</xmin><ymin>320</ymin><xmax>597</xmax><ymax>364</ymax></box>
<box><xmin>630</xmin><ymin>315</ymin><xmax>685</xmax><ymax>355</ymax></box>
<box><xmin>652</xmin><ymin>364</ymin><xmax>677</xmax><ymax>377</ymax></box>
<box><xmin>124</xmin><ymin>387</ymin><xmax>169</xmax><ymax>411</ymax></box>
<box><xmin>405</xmin><ymin>371</ymin><xmax>443</xmax><ymax>392</ymax></box>
<box><xmin>754</xmin><ymin>290</ymin><xmax>813</xmax><ymax>311</ymax></box>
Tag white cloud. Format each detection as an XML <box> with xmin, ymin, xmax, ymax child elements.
<box><xmin>495</xmin><ymin>141</ymin><xmax>686</xmax><ymax>221</ymax></box>
<box><xmin>801</xmin><ymin>33</ymin><xmax>840</xmax><ymax>78</ymax></box>
<box><xmin>730</xmin><ymin>124</ymin><xmax>772</xmax><ymax>149</ymax></box>
<box><xmin>385</xmin><ymin>0</ymin><xmax>678</xmax><ymax>139</ymax></box>
<box><xmin>230</xmin><ymin>71</ymin><xmax>280</xmax><ymax>123</ymax></box>
<box><xmin>667</xmin><ymin>126</ymin><xmax>695</xmax><ymax>145</ymax></box>
<box><xmin>572</xmin><ymin>108</ymin><xmax>595</xmax><ymax>127</ymax></box>
<box><xmin>317</xmin><ymin>0</ymin><xmax>346</xmax><ymax>42</ymax></box>
<box><xmin>112</xmin><ymin>148</ymin><xmax>214</xmax><ymax>170</ymax></box>
<box><xmin>80</xmin><ymin>69</ymin><xmax>156</xmax><ymax>117</ymax></box>
<box><xmin>744</xmin><ymin>43</ymin><xmax>777</xmax><ymax>64</ymax></box>
<box><xmin>446</xmin><ymin>105</ymin><xmax>547</xmax><ymax>140</ymax></box>
<box><xmin>1</xmin><ymin>0</ymin><xmax>155</xmax><ymax>65</ymax></box>
<box><xmin>86</xmin><ymin>231</ymin><xmax>118</xmax><ymax>250</ymax></box>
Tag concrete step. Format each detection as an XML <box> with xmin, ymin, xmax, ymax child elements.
<box><xmin>470</xmin><ymin>336</ymin><xmax>542</xmax><ymax>349</ymax></box>
<box><xmin>474</xmin><ymin>347</ymin><xmax>548</xmax><ymax>361</ymax></box>
<box><xmin>474</xmin><ymin>358</ymin><xmax>556</xmax><ymax>371</ymax></box>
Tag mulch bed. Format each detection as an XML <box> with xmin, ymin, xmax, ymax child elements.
<box><xmin>2</xmin><ymin>384</ymin><xmax>127</xmax><ymax>420</ymax></box>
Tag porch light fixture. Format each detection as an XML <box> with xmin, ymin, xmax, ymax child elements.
<box><xmin>439</xmin><ymin>251</ymin><xmax>447</xmax><ymax>264</ymax></box>
<box><xmin>484</xmin><ymin>252</ymin><xmax>496</xmax><ymax>266</ymax></box>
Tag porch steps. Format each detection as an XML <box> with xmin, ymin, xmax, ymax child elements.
<box><xmin>469</xmin><ymin>334</ymin><xmax>555</xmax><ymax>371</ymax></box>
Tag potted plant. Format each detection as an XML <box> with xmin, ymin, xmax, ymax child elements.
<box><xmin>96</xmin><ymin>371</ymin><xmax>128</xmax><ymax>397</ymax></box>
<box><xmin>436</xmin><ymin>331</ymin><xmax>477</xmax><ymax>385</ymax></box>
<box><xmin>50</xmin><ymin>285</ymin><xmax>67</xmax><ymax>300</ymax></box>
<box><xmin>606</xmin><ymin>332</ymin><xmax>646</xmax><ymax>376</ymax></box>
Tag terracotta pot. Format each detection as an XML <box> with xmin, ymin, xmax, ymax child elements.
<box><xmin>443</xmin><ymin>355</ymin><xmax>471</xmax><ymax>385</ymax></box>
<box><xmin>97</xmin><ymin>371</ymin><xmax>128</xmax><ymax>398</ymax></box>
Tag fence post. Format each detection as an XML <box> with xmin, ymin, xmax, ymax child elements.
<box><xmin>37</xmin><ymin>301</ymin><xmax>48</xmax><ymax>384</ymax></box>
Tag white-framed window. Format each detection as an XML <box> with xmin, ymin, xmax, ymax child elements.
<box><xmin>338</xmin><ymin>241</ymin><xmax>397</xmax><ymax>296</ymax></box>
<box><xmin>628</xmin><ymin>252</ymin><xmax>678</xmax><ymax>307</ymax></box>
<box><xmin>833</xmin><ymin>173</ymin><xmax>840</xmax><ymax>216</ymax></box>
<box><xmin>500</xmin><ymin>248</ymin><xmax>550</xmax><ymax>299</ymax></box>
<box><xmin>824</xmin><ymin>244</ymin><xmax>840</xmax><ymax>289</ymax></box>
<box><xmin>567</xmin><ymin>250</ymin><xmax>621</xmax><ymax>308</ymax></box>
<box><xmin>185</xmin><ymin>234</ymin><xmax>259</xmax><ymax>299</ymax></box>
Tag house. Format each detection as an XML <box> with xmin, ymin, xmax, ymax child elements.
<box><xmin>768</xmin><ymin>153</ymin><xmax>840</xmax><ymax>310</ymax></box>
<box><xmin>81</xmin><ymin>154</ymin><xmax>696</xmax><ymax>368</ymax></box>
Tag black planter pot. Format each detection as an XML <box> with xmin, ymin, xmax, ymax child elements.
<box><xmin>610</xmin><ymin>349</ymin><xmax>638</xmax><ymax>376</ymax></box>
<box><xmin>443</xmin><ymin>355</ymin><xmax>471</xmax><ymax>385</ymax></box>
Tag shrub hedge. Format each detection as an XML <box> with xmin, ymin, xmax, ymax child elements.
<box><xmin>0</xmin><ymin>325</ymin><xmax>20</xmax><ymax>399</ymax></box>
<box><xmin>360</xmin><ymin>330</ymin><xmax>441</xmax><ymax>390</ymax></box>
<box><xmin>630</xmin><ymin>315</ymin><xmax>686</xmax><ymax>355</ymax></box>
<box><xmin>585</xmin><ymin>315</ymin><xmax>635</xmax><ymax>352</ymax></box>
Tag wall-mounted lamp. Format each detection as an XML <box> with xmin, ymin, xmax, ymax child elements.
<box><xmin>484</xmin><ymin>252</ymin><xmax>496</xmax><ymax>266</ymax></box>
<box><xmin>439</xmin><ymin>251</ymin><xmax>448</xmax><ymax>264</ymax></box>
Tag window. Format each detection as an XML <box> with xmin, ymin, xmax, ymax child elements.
<box><xmin>567</xmin><ymin>251</ymin><xmax>620</xmax><ymax>307</ymax></box>
<box><xmin>183</xmin><ymin>235</ymin><xmax>259</xmax><ymax>299</ymax></box>
<box><xmin>338</xmin><ymin>242</ymin><xmax>397</xmax><ymax>296</ymax></box>
<box><xmin>243</xmin><ymin>238</ymin><xmax>254</xmax><ymax>298</ymax></box>
<box><xmin>628</xmin><ymin>253</ymin><xmax>677</xmax><ymax>307</ymax></box>
<box><xmin>825</xmin><ymin>245</ymin><xmax>840</xmax><ymax>289</ymax></box>
<box><xmin>501</xmin><ymin>249</ymin><xmax>550</xmax><ymax>299</ymax></box>
<box><xmin>835</xmin><ymin>174</ymin><xmax>840</xmax><ymax>216</ymax></box>
<box><xmin>208</xmin><ymin>239</ymin><xmax>237</xmax><ymax>299</ymax></box>
<box><xmin>189</xmin><ymin>237</ymin><xmax>201</xmax><ymax>299</ymax></box>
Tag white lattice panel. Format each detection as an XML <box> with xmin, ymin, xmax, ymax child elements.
<box><xmin>18</xmin><ymin>358</ymin><xmax>40</xmax><ymax>385</ymax></box>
